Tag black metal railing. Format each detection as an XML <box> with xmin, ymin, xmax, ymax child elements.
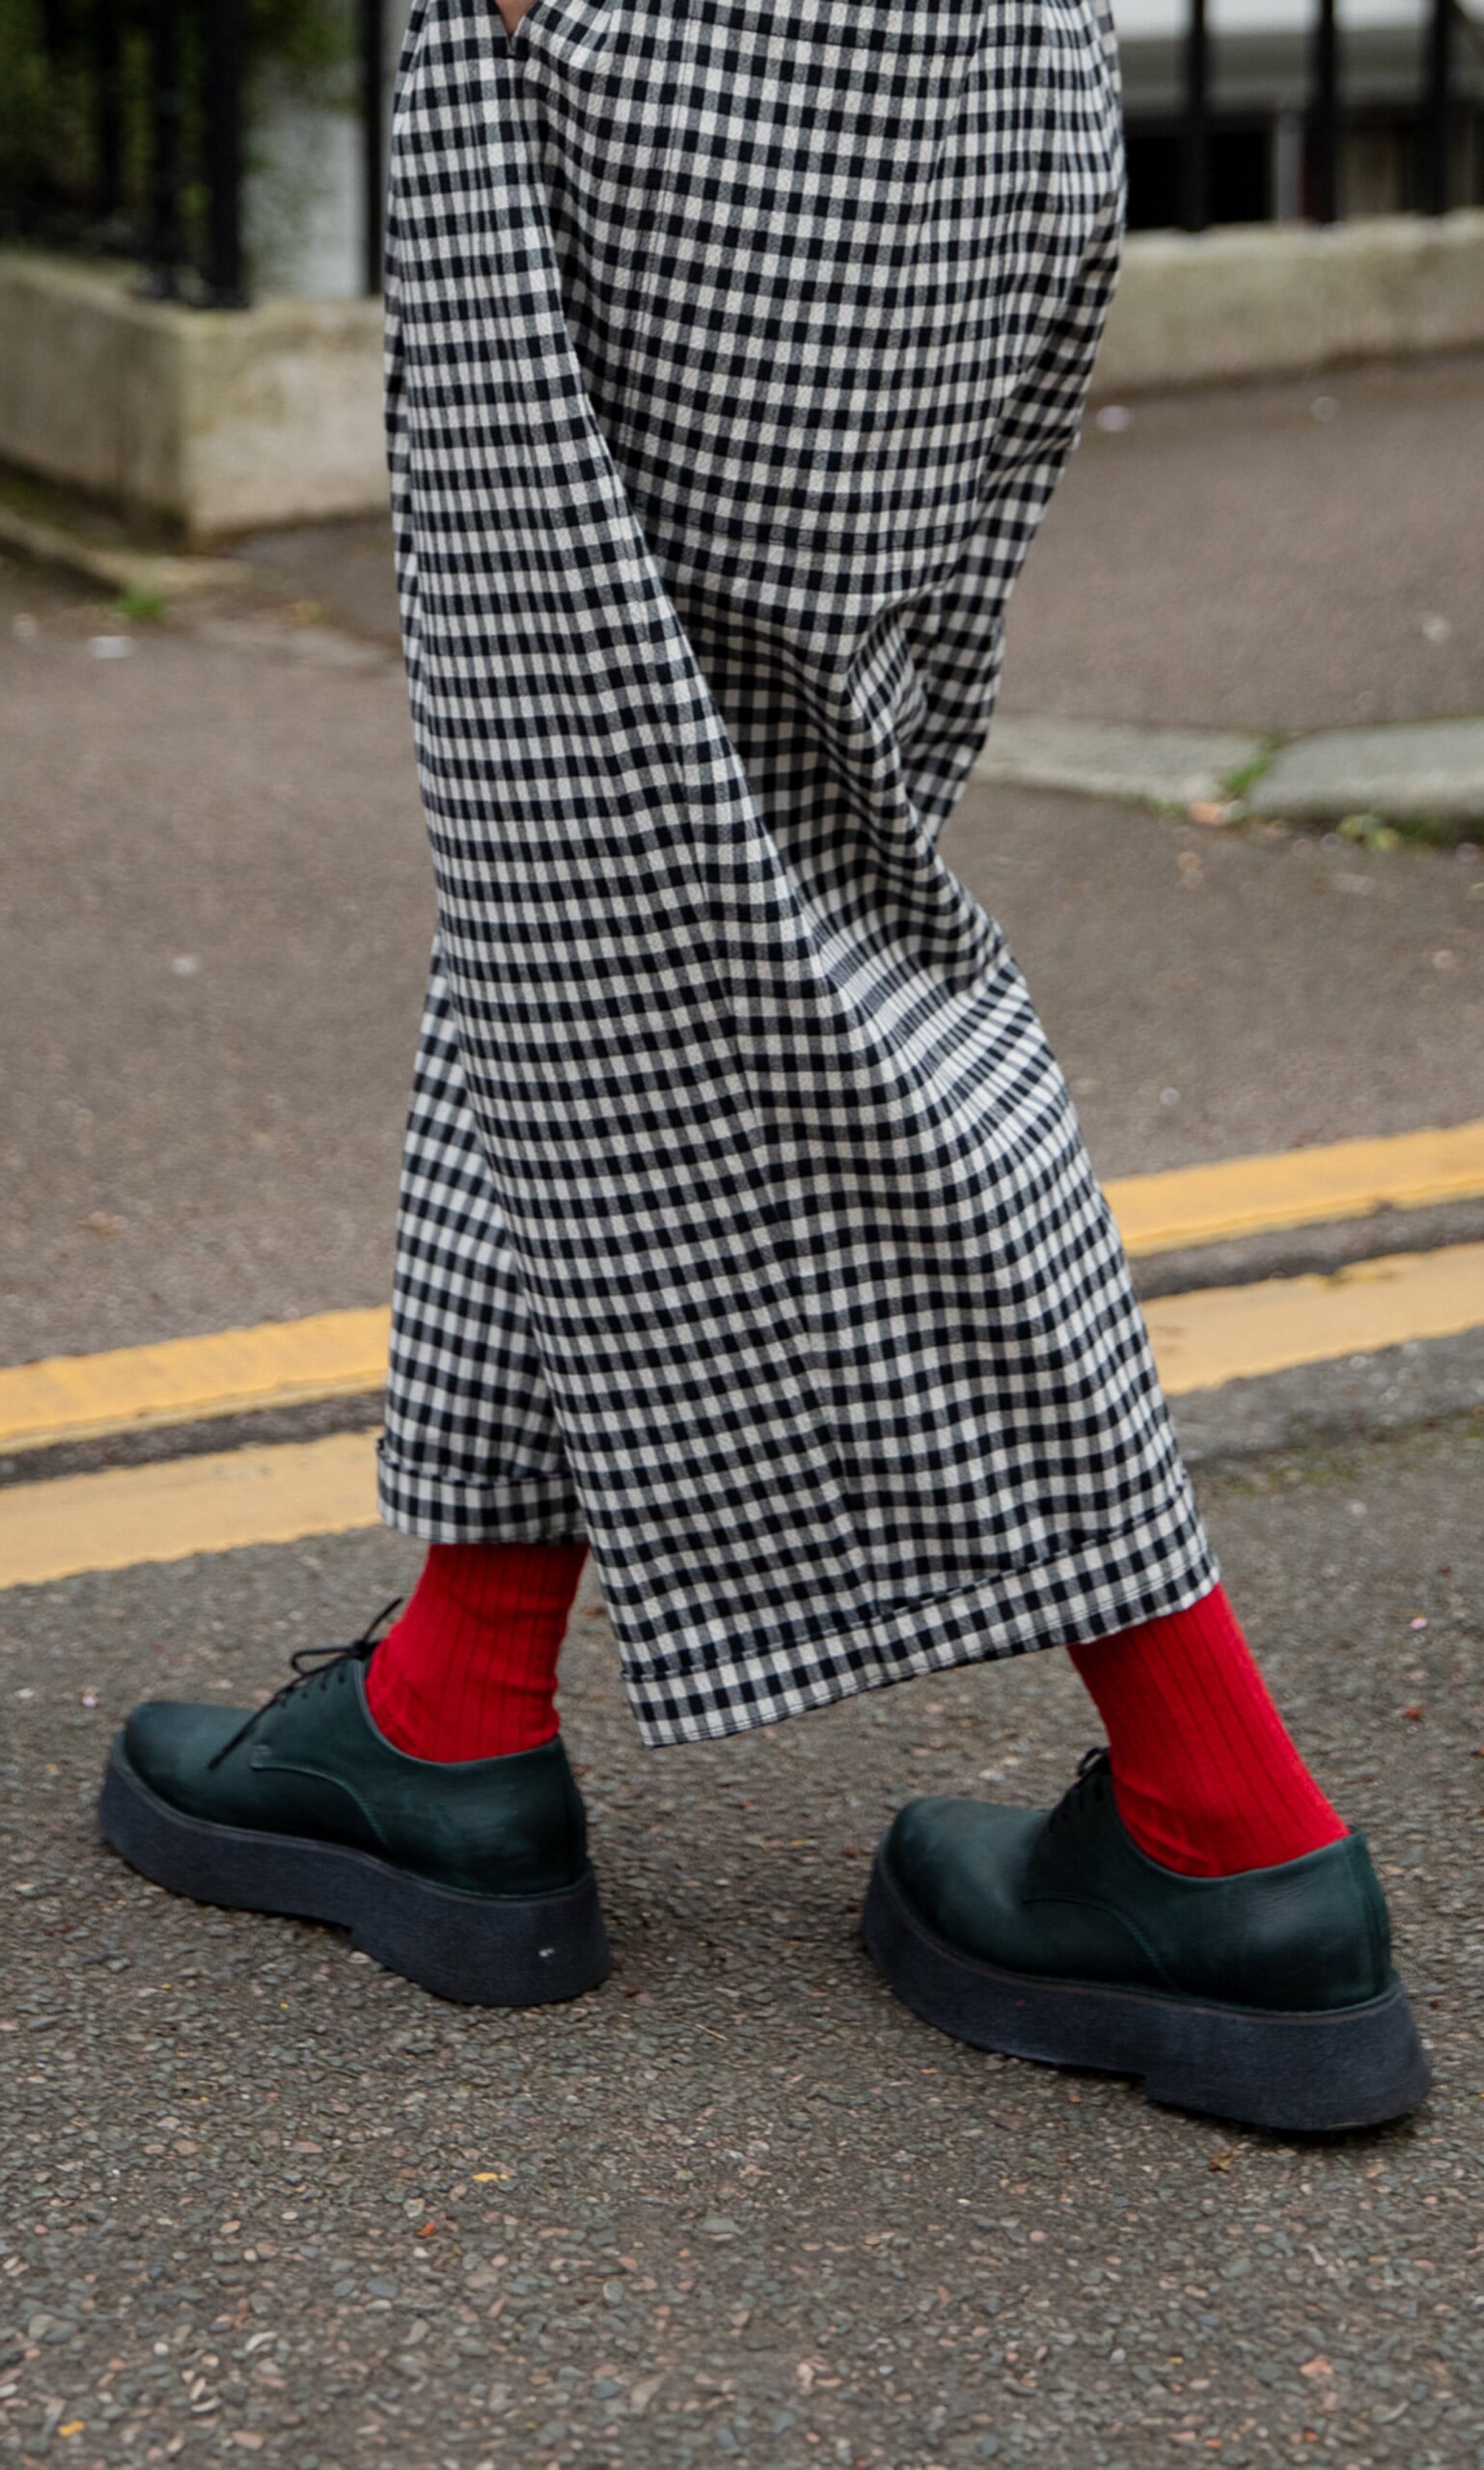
<box><xmin>1178</xmin><ymin>0</ymin><xmax>1470</xmax><ymax>230</ymax></box>
<box><xmin>0</xmin><ymin>0</ymin><xmax>386</xmax><ymax>306</ymax></box>
<box><xmin>0</xmin><ymin>0</ymin><xmax>1476</xmax><ymax>304</ymax></box>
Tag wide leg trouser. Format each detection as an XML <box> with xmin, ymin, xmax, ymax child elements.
<box><xmin>378</xmin><ymin>0</ymin><xmax>1218</xmax><ymax>1744</ymax></box>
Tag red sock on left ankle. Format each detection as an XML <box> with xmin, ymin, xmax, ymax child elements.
<box><xmin>1067</xmin><ymin>1582</ymin><xmax>1346</xmax><ymax>1877</ymax></box>
<box><xmin>367</xmin><ymin>1540</ymin><xmax>587</xmax><ymax>1762</ymax></box>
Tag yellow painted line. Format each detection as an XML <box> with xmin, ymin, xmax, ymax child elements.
<box><xmin>1108</xmin><ymin>1118</ymin><xmax>1484</xmax><ymax>1258</ymax></box>
<box><xmin>0</xmin><ymin>1307</ymin><xmax>390</xmax><ymax>1455</ymax></box>
<box><xmin>1147</xmin><ymin>1239</ymin><xmax>1484</xmax><ymax>1394</ymax></box>
<box><xmin>3</xmin><ymin>1243</ymin><xmax>1483</xmax><ymax>1590</ymax></box>
<box><xmin>0</xmin><ymin>1430</ymin><xmax>381</xmax><ymax>1591</ymax></box>
<box><xmin>4</xmin><ymin>1124</ymin><xmax>1481</xmax><ymax>1458</ymax></box>
<box><xmin>2</xmin><ymin>1119</ymin><xmax>1483</xmax><ymax>1461</ymax></box>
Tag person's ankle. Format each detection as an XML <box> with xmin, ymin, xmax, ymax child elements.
<box><xmin>1067</xmin><ymin>1583</ymin><xmax>1344</xmax><ymax>1879</ymax></box>
<box><xmin>1102</xmin><ymin>1761</ymin><xmax>1345</xmax><ymax>1878</ymax></box>
<box><xmin>364</xmin><ymin>1539</ymin><xmax>586</xmax><ymax>1761</ymax></box>
<box><xmin>366</xmin><ymin>1654</ymin><xmax>562</xmax><ymax>1762</ymax></box>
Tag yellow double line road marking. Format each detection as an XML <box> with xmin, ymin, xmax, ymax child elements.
<box><xmin>5</xmin><ymin>1433</ymin><xmax>382</xmax><ymax>1592</ymax></box>
<box><xmin>1145</xmin><ymin>1238</ymin><xmax>1484</xmax><ymax>1393</ymax></box>
<box><xmin>5</xmin><ymin>1119</ymin><xmax>1483</xmax><ymax>1461</ymax></box>
<box><xmin>1105</xmin><ymin>1117</ymin><xmax>1484</xmax><ymax>1256</ymax></box>
<box><xmin>0</xmin><ymin>1307</ymin><xmax>391</xmax><ymax>1457</ymax></box>
<box><xmin>3</xmin><ymin>1124</ymin><xmax>1483</xmax><ymax>1590</ymax></box>
<box><xmin>4</xmin><ymin>1240</ymin><xmax>1481</xmax><ymax>1591</ymax></box>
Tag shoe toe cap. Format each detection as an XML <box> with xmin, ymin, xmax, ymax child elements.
<box><xmin>123</xmin><ymin>1700</ymin><xmax>252</xmax><ymax>1811</ymax></box>
<box><xmin>885</xmin><ymin>1793</ymin><xmax>1039</xmax><ymax>1956</ymax></box>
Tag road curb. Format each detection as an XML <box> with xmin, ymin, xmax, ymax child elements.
<box><xmin>974</xmin><ymin>714</ymin><xmax>1484</xmax><ymax>837</ymax></box>
<box><xmin>0</xmin><ymin>499</ymin><xmax>243</xmax><ymax>601</ymax></box>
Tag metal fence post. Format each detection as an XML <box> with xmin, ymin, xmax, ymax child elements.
<box><xmin>144</xmin><ymin>0</ymin><xmax>185</xmax><ymax>297</ymax></box>
<box><xmin>1421</xmin><ymin>0</ymin><xmax>1453</xmax><ymax>212</ymax></box>
<box><xmin>361</xmin><ymin>0</ymin><xmax>387</xmax><ymax>293</ymax></box>
<box><xmin>1180</xmin><ymin>0</ymin><xmax>1210</xmax><ymax>232</ymax></box>
<box><xmin>94</xmin><ymin>0</ymin><xmax>124</xmax><ymax>220</ymax></box>
<box><xmin>1308</xmin><ymin>0</ymin><xmax>1341</xmax><ymax>221</ymax></box>
<box><xmin>203</xmin><ymin>0</ymin><xmax>247</xmax><ymax>304</ymax></box>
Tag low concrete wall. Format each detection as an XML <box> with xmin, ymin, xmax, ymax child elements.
<box><xmin>0</xmin><ymin>254</ymin><xmax>386</xmax><ymax>540</ymax></box>
<box><xmin>3</xmin><ymin>213</ymin><xmax>1483</xmax><ymax>535</ymax></box>
<box><xmin>1093</xmin><ymin>209</ymin><xmax>1484</xmax><ymax>399</ymax></box>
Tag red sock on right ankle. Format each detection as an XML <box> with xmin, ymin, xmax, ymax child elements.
<box><xmin>1067</xmin><ymin>1582</ymin><xmax>1346</xmax><ymax>1878</ymax></box>
<box><xmin>366</xmin><ymin>1540</ymin><xmax>587</xmax><ymax>1762</ymax></box>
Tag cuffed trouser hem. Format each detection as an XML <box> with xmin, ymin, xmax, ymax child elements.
<box><xmin>376</xmin><ymin>1439</ymin><xmax>586</xmax><ymax>1547</ymax></box>
<box><xmin>622</xmin><ymin>1516</ymin><xmax>1220</xmax><ymax>1747</ymax></box>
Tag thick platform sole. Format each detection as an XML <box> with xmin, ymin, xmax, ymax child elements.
<box><xmin>861</xmin><ymin>1845</ymin><xmax>1432</xmax><ymax>2133</ymax></box>
<box><xmin>99</xmin><ymin>1743</ymin><xmax>611</xmax><ymax>2008</ymax></box>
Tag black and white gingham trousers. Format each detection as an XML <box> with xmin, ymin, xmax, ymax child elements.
<box><xmin>378</xmin><ymin>0</ymin><xmax>1218</xmax><ymax>1745</ymax></box>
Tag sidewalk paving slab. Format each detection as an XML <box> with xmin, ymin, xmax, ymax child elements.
<box><xmin>974</xmin><ymin>713</ymin><xmax>1484</xmax><ymax>831</ymax></box>
<box><xmin>971</xmin><ymin>716</ymin><xmax>1267</xmax><ymax>810</ymax></box>
<box><xmin>999</xmin><ymin>351</ymin><xmax>1484</xmax><ymax>735</ymax></box>
<box><xmin>1250</xmin><ymin>718</ymin><xmax>1484</xmax><ymax>827</ymax></box>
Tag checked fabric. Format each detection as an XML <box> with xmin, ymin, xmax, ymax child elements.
<box><xmin>379</xmin><ymin>0</ymin><xmax>1218</xmax><ymax>1744</ymax></box>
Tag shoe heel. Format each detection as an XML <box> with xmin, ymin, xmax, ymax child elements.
<box><xmin>1140</xmin><ymin>1985</ymin><xmax>1434</xmax><ymax>2134</ymax></box>
<box><xmin>862</xmin><ymin>1846</ymin><xmax>1432</xmax><ymax>2133</ymax></box>
<box><xmin>348</xmin><ymin>1862</ymin><xmax>612</xmax><ymax>2007</ymax></box>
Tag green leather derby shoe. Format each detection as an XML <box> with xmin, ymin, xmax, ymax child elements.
<box><xmin>862</xmin><ymin>1749</ymin><xmax>1431</xmax><ymax>2131</ymax></box>
<box><xmin>99</xmin><ymin>1608</ymin><xmax>610</xmax><ymax>2007</ymax></box>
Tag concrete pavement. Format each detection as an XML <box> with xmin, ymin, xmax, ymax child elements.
<box><xmin>971</xmin><ymin>715</ymin><xmax>1484</xmax><ymax>831</ymax></box>
<box><xmin>995</xmin><ymin>351</ymin><xmax>1484</xmax><ymax>737</ymax></box>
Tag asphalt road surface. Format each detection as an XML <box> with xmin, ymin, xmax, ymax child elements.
<box><xmin>3</xmin><ymin>1418</ymin><xmax>1482</xmax><ymax>2467</ymax></box>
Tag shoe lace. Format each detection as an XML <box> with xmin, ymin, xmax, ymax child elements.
<box><xmin>1045</xmin><ymin>1743</ymin><xmax>1113</xmax><ymax>1833</ymax></box>
<box><xmin>206</xmin><ymin>1599</ymin><xmax>403</xmax><ymax>1771</ymax></box>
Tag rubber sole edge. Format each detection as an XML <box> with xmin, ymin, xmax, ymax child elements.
<box><xmin>860</xmin><ymin>1844</ymin><xmax>1432</xmax><ymax>2133</ymax></box>
<box><xmin>98</xmin><ymin>1745</ymin><xmax>612</xmax><ymax>2008</ymax></box>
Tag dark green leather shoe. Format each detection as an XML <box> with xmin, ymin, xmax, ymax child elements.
<box><xmin>862</xmin><ymin>1749</ymin><xmax>1431</xmax><ymax>2131</ymax></box>
<box><xmin>98</xmin><ymin>1606</ymin><xmax>610</xmax><ymax>2007</ymax></box>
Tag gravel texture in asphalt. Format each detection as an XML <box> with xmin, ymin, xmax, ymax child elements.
<box><xmin>3</xmin><ymin>1413</ymin><xmax>1481</xmax><ymax>2469</ymax></box>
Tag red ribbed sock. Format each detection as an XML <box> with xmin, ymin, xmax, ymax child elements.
<box><xmin>1066</xmin><ymin>1581</ymin><xmax>1346</xmax><ymax>1877</ymax></box>
<box><xmin>366</xmin><ymin>1540</ymin><xmax>587</xmax><ymax>1761</ymax></box>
